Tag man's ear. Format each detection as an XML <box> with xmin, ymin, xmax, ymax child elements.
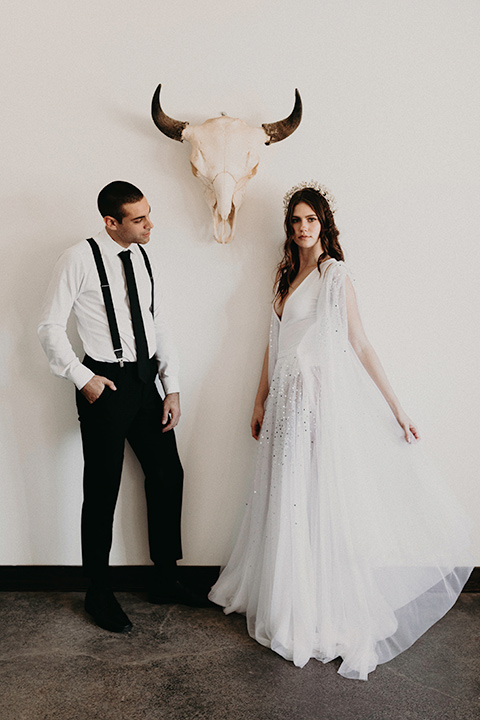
<box><xmin>104</xmin><ymin>215</ymin><xmax>120</xmax><ymax>231</ymax></box>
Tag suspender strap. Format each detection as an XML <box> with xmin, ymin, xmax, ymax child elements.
<box><xmin>86</xmin><ymin>238</ymin><xmax>155</xmax><ymax>364</ymax></box>
<box><xmin>138</xmin><ymin>245</ymin><xmax>154</xmax><ymax>316</ymax></box>
<box><xmin>86</xmin><ymin>238</ymin><xmax>124</xmax><ymax>364</ymax></box>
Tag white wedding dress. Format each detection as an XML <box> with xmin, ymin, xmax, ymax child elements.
<box><xmin>209</xmin><ymin>259</ymin><xmax>473</xmax><ymax>680</ymax></box>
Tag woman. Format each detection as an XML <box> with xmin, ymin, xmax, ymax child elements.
<box><xmin>209</xmin><ymin>182</ymin><xmax>472</xmax><ymax>680</ymax></box>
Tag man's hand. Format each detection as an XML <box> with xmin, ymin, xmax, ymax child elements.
<box><xmin>162</xmin><ymin>392</ymin><xmax>181</xmax><ymax>432</ymax></box>
<box><xmin>81</xmin><ymin>375</ymin><xmax>117</xmax><ymax>404</ymax></box>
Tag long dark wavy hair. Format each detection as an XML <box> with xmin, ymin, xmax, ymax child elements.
<box><xmin>275</xmin><ymin>187</ymin><xmax>344</xmax><ymax>302</ymax></box>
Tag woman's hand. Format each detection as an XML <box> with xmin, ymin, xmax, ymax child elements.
<box><xmin>395</xmin><ymin>410</ymin><xmax>420</xmax><ymax>443</ymax></box>
<box><xmin>251</xmin><ymin>404</ymin><xmax>265</xmax><ymax>440</ymax></box>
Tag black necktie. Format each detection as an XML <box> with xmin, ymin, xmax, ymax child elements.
<box><xmin>119</xmin><ymin>250</ymin><xmax>151</xmax><ymax>383</ymax></box>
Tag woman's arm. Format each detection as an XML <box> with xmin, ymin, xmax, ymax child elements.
<box><xmin>345</xmin><ymin>277</ymin><xmax>420</xmax><ymax>442</ymax></box>
<box><xmin>251</xmin><ymin>346</ymin><xmax>269</xmax><ymax>440</ymax></box>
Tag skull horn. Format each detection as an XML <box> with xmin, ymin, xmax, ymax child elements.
<box><xmin>151</xmin><ymin>84</ymin><xmax>189</xmax><ymax>142</ymax></box>
<box><xmin>262</xmin><ymin>89</ymin><xmax>303</xmax><ymax>145</ymax></box>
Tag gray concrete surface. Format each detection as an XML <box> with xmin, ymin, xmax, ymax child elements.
<box><xmin>0</xmin><ymin>592</ymin><xmax>478</xmax><ymax>719</ymax></box>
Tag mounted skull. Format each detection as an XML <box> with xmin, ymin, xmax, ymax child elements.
<box><xmin>151</xmin><ymin>85</ymin><xmax>303</xmax><ymax>243</ymax></box>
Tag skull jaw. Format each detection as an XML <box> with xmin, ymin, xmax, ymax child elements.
<box><xmin>212</xmin><ymin>206</ymin><xmax>237</xmax><ymax>244</ymax></box>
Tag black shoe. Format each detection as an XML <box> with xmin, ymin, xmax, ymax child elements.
<box><xmin>85</xmin><ymin>586</ymin><xmax>133</xmax><ymax>633</ymax></box>
<box><xmin>149</xmin><ymin>580</ymin><xmax>212</xmax><ymax>608</ymax></box>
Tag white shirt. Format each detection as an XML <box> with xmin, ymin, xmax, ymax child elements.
<box><xmin>38</xmin><ymin>229</ymin><xmax>179</xmax><ymax>394</ymax></box>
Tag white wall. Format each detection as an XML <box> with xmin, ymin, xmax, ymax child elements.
<box><xmin>1</xmin><ymin>0</ymin><xmax>478</xmax><ymax>566</ymax></box>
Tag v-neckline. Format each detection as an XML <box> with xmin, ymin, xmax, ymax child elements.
<box><xmin>274</xmin><ymin>268</ymin><xmax>317</xmax><ymax>321</ymax></box>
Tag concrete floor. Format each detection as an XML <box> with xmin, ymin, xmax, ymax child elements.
<box><xmin>0</xmin><ymin>592</ymin><xmax>479</xmax><ymax>720</ymax></box>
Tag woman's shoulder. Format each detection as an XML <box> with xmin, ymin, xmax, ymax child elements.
<box><xmin>319</xmin><ymin>259</ymin><xmax>352</xmax><ymax>296</ymax></box>
<box><xmin>322</xmin><ymin>257</ymin><xmax>347</xmax><ymax>276</ymax></box>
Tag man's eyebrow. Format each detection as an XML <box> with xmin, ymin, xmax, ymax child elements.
<box><xmin>131</xmin><ymin>207</ymin><xmax>152</xmax><ymax>221</ymax></box>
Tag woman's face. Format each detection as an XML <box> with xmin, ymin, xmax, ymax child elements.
<box><xmin>291</xmin><ymin>202</ymin><xmax>321</xmax><ymax>250</ymax></box>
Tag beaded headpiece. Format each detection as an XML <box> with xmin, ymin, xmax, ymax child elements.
<box><xmin>283</xmin><ymin>180</ymin><xmax>337</xmax><ymax>214</ymax></box>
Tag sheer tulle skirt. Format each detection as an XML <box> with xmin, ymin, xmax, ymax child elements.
<box><xmin>209</xmin><ymin>353</ymin><xmax>472</xmax><ymax>680</ymax></box>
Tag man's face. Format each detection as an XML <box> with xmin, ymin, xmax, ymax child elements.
<box><xmin>105</xmin><ymin>196</ymin><xmax>154</xmax><ymax>248</ymax></box>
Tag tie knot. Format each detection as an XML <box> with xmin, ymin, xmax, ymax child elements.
<box><xmin>119</xmin><ymin>250</ymin><xmax>131</xmax><ymax>259</ymax></box>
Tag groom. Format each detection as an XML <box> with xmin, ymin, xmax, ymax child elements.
<box><xmin>38</xmin><ymin>180</ymin><xmax>206</xmax><ymax>633</ymax></box>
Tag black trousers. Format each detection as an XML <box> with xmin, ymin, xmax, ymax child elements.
<box><xmin>75</xmin><ymin>356</ymin><xmax>183</xmax><ymax>582</ymax></box>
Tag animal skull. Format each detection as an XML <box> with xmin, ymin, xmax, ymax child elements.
<box><xmin>151</xmin><ymin>85</ymin><xmax>303</xmax><ymax>243</ymax></box>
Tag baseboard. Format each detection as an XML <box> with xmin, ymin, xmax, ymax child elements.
<box><xmin>0</xmin><ymin>566</ymin><xmax>479</xmax><ymax>593</ymax></box>
<box><xmin>0</xmin><ymin>566</ymin><xmax>220</xmax><ymax>592</ymax></box>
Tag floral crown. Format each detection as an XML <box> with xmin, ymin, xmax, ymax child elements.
<box><xmin>283</xmin><ymin>180</ymin><xmax>337</xmax><ymax>214</ymax></box>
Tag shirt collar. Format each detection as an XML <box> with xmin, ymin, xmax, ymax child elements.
<box><xmin>96</xmin><ymin>228</ymin><xmax>142</xmax><ymax>257</ymax></box>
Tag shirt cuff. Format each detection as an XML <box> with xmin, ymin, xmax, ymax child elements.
<box><xmin>160</xmin><ymin>375</ymin><xmax>180</xmax><ymax>395</ymax></box>
<box><xmin>70</xmin><ymin>364</ymin><xmax>95</xmax><ymax>391</ymax></box>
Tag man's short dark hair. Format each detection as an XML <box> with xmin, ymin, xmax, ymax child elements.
<box><xmin>97</xmin><ymin>181</ymin><xmax>144</xmax><ymax>222</ymax></box>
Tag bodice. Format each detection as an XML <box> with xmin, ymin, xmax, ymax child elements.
<box><xmin>274</xmin><ymin>269</ymin><xmax>321</xmax><ymax>360</ymax></box>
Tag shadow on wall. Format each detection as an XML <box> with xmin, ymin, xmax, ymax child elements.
<box><xmin>177</xmin><ymin>203</ymin><xmax>279</xmax><ymax>563</ymax></box>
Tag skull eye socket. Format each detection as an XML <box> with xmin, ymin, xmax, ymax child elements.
<box><xmin>190</xmin><ymin>150</ymin><xmax>206</xmax><ymax>177</ymax></box>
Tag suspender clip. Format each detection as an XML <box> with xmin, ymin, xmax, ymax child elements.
<box><xmin>113</xmin><ymin>347</ymin><xmax>123</xmax><ymax>367</ymax></box>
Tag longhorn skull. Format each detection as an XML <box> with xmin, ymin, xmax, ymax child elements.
<box><xmin>151</xmin><ymin>85</ymin><xmax>302</xmax><ymax>243</ymax></box>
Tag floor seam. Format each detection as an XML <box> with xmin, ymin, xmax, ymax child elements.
<box><xmin>384</xmin><ymin>666</ymin><xmax>480</xmax><ymax>707</ymax></box>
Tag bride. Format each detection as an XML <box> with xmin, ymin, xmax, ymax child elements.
<box><xmin>209</xmin><ymin>182</ymin><xmax>473</xmax><ymax>680</ymax></box>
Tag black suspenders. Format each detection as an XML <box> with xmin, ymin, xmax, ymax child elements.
<box><xmin>86</xmin><ymin>238</ymin><xmax>154</xmax><ymax>366</ymax></box>
<box><xmin>138</xmin><ymin>245</ymin><xmax>154</xmax><ymax>315</ymax></box>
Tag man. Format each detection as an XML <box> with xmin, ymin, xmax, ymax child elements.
<box><xmin>38</xmin><ymin>180</ymin><xmax>205</xmax><ymax>633</ymax></box>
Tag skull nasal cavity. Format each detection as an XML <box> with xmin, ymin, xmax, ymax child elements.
<box><xmin>213</xmin><ymin>173</ymin><xmax>236</xmax><ymax>220</ymax></box>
